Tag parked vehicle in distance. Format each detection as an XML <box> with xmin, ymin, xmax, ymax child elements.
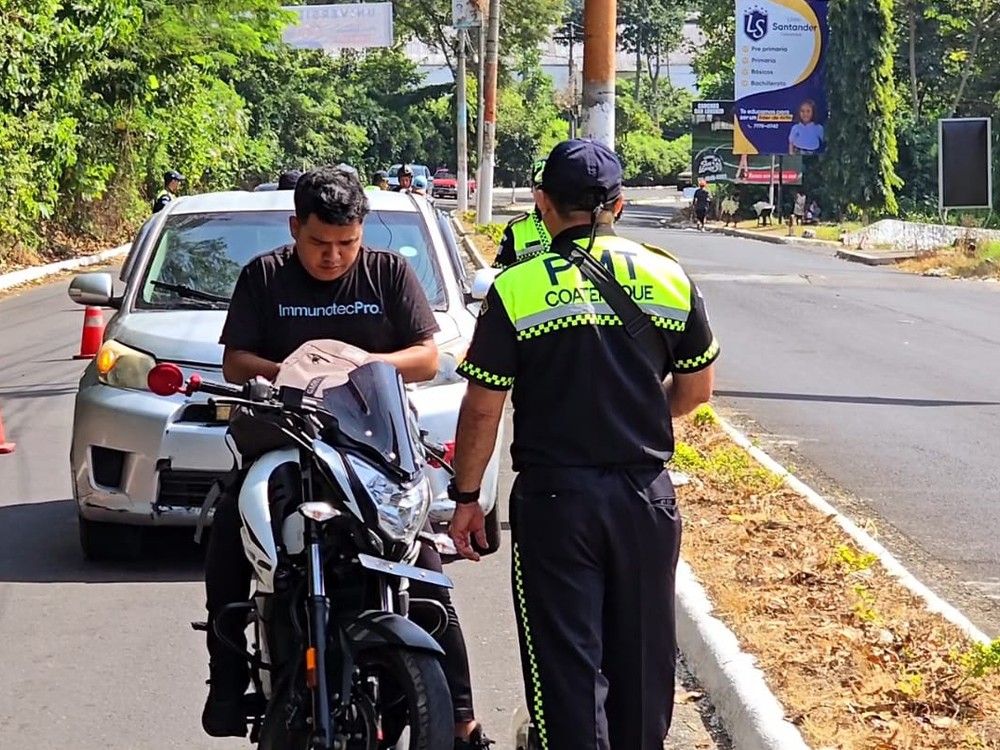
<box><xmin>431</xmin><ymin>169</ymin><xmax>476</xmax><ymax>200</ymax></box>
<box><xmin>387</xmin><ymin>164</ymin><xmax>433</xmax><ymax>191</ymax></box>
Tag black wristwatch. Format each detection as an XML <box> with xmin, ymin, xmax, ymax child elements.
<box><xmin>447</xmin><ymin>479</ymin><xmax>481</xmax><ymax>505</ymax></box>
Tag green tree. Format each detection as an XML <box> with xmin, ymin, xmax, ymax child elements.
<box><xmin>823</xmin><ymin>0</ymin><xmax>902</xmax><ymax>217</ymax></box>
<box><xmin>689</xmin><ymin>0</ymin><xmax>735</xmax><ymax>98</ymax></box>
<box><xmin>618</xmin><ymin>0</ymin><xmax>688</xmax><ymax>112</ymax></box>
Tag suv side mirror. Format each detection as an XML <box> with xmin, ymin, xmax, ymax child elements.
<box><xmin>68</xmin><ymin>273</ymin><xmax>118</xmax><ymax>308</ymax></box>
<box><xmin>470</xmin><ymin>268</ymin><xmax>500</xmax><ymax>301</ymax></box>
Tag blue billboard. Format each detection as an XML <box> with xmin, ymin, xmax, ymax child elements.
<box><xmin>733</xmin><ymin>0</ymin><xmax>829</xmax><ymax>156</ymax></box>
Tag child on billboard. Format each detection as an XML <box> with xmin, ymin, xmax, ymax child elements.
<box><xmin>789</xmin><ymin>99</ymin><xmax>825</xmax><ymax>155</ymax></box>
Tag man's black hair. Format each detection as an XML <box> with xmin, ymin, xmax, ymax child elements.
<box><xmin>294</xmin><ymin>166</ymin><xmax>370</xmax><ymax>225</ymax></box>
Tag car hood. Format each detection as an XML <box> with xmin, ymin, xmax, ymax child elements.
<box><xmin>109</xmin><ymin>309</ymin><xmax>464</xmax><ymax>367</ymax></box>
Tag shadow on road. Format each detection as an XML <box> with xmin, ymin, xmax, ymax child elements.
<box><xmin>0</xmin><ymin>499</ymin><xmax>205</xmax><ymax>584</ymax></box>
<box><xmin>618</xmin><ymin>205</ymin><xmax>684</xmax><ymax>231</ymax></box>
<box><xmin>715</xmin><ymin>389</ymin><xmax>1000</xmax><ymax>408</ymax></box>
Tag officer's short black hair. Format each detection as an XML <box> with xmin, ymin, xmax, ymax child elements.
<box><xmin>294</xmin><ymin>166</ymin><xmax>369</xmax><ymax>226</ymax></box>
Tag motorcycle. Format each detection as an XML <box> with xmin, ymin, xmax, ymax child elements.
<box><xmin>147</xmin><ymin>352</ymin><xmax>456</xmax><ymax>750</ymax></box>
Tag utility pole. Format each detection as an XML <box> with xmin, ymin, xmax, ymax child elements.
<box><xmin>456</xmin><ymin>30</ymin><xmax>469</xmax><ymax>212</ymax></box>
<box><xmin>582</xmin><ymin>0</ymin><xmax>616</xmax><ymax>148</ymax></box>
<box><xmin>555</xmin><ymin>22</ymin><xmax>581</xmax><ymax>139</ymax></box>
<box><xmin>476</xmin><ymin>0</ymin><xmax>500</xmax><ymax>224</ymax></box>
<box><xmin>476</xmin><ymin>23</ymin><xmax>486</xmax><ymax>191</ymax></box>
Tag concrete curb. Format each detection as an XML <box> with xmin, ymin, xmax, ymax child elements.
<box><xmin>675</xmin><ymin>561</ymin><xmax>812</xmax><ymax>750</ymax></box>
<box><xmin>0</xmin><ymin>242</ymin><xmax>131</xmax><ymax>292</ymax></box>
<box><xmin>717</xmin><ymin>417</ymin><xmax>992</xmax><ymax>646</ymax></box>
<box><xmin>704</xmin><ymin>226</ymin><xmax>840</xmax><ymax>249</ymax></box>
<box><xmin>449</xmin><ymin>215</ymin><xmax>488</xmax><ymax>270</ymax></box>
<box><xmin>835</xmin><ymin>248</ymin><xmax>920</xmax><ymax>266</ymax></box>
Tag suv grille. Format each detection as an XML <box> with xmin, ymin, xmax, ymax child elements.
<box><xmin>156</xmin><ymin>470</ymin><xmax>221</xmax><ymax>509</ymax></box>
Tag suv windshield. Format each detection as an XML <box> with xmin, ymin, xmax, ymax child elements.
<box><xmin>136</xmin><ymin>209</ymin><xmax>448</xmax><ymax>310</ymax></box>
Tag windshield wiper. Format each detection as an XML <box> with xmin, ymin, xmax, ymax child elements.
<box><xmin>151</xmin><ymin>280</ymin><xmax>230</xmax><ymax>304</ymax></box>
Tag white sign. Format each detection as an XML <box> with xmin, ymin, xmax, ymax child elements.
<box><xmin>282</xmin><ymin>3</ymin><xmax>394</xmax><ymax>50</ymax></box>
<box><xmin>452</xmin><ymin>0</ymin><xmax>483</xmax><ymax>28</ymax></box>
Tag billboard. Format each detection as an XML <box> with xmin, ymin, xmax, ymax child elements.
<box><xmin>734</xmin><ymin>0</ymin><xmax>829</xmax><ymax>156</ymax></box>
<box><xmin>282</xmin><ymin>3</ymin><xmax>394</xmax><ymax>50</ymax></box>
<box><xmin>938</xmin><ymin>118</ymin><xmax>993</xmax><ymax>210</ymax></box>
<box><xmin>692</xmin><ymin>100</ymin><xmax>802</xmax><ymax>185</ymax></box>
<box><xmin>452</xmin><ymin>0</ymin><xmax>483</xmax><ymax>28</ymax></box>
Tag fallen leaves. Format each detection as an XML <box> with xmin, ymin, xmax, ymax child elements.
<box><xmin>674</xmin><ymin>415</ymin><xmax>1000</xmax><ymax>749</ymax></box>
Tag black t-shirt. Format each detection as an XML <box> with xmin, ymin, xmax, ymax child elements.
<box><xmin>220</xmin><ymin>244</ymin><xmax>440</xmax><ymax>363</ymax></box>
<box><xmin>458</xmin><ymin>225</ymin><xmax>719</xmax><ymax>470</ymax></box>
<box><xmin>693</xmin><ymin>188</ymin><xmax>711</xmax><ymax>210</ymax></box>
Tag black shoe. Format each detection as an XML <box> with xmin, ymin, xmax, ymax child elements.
<box><xmin>455</xmin><ymin>724</ymin><xmax>495</xmax><ymax>750</ymax></box>
<box><xmin>201</xmin><ymin>661</ymin><xmax>250</xmax><ymax>738</ymax></box>
<box><xmin>201</xmin><ymin>681</ymin><xmax>249</xmax><ymax>738</ymax></box>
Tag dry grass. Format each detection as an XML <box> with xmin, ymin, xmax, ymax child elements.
<box><xmin>712</xmin><ymin>219</ymin><xmax>859</xmax><ymax>243</ymax></box>
<box><xmin>675</xmin><ymin>408</ymin><xmax>1000</xmax><ymax>750</ymax></box>
<box><xmin>897</xmin><ymin>241</ymin><xmax>1000</xmax><ymax>279</ymax></box>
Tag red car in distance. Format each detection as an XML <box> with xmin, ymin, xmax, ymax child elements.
<box><xmin>431</xmin><ymin>168</ymin><xmax>476</xmax><ymax>200</ymax></box>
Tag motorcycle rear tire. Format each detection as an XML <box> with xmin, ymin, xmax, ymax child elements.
<box><xmin>257</xmin><ymin>647</ymin><xmax>452</xmax><ymax>750</ymax></box>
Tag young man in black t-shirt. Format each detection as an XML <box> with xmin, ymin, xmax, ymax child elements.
<box><xmin>203</xmin><ymin>167</ymin><xmax>492</xmax><ymax>750</ymax></box>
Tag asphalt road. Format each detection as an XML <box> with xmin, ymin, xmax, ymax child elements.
<box><xmin>615</xmin><ymin>209</ymin><xmax>1000</xmax><ymax>635</ymax></box>
<box><xmin>0</xmin><ymin>273</ymin><xmax>724</xmax><ymax>748</ymax></box>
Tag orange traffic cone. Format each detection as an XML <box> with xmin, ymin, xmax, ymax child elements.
<box><xmin>74</xmin><ymin>307</ymin><xmax>104</xmax><ymax>360</ymax></box>
<box><xmin>0</xmin><ymin>408</ymin><xmax>14</xmax><ymax>454</ymax></box>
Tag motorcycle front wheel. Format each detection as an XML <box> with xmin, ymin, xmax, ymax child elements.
<box><xmin>258</xmin><ymin>647</ymin><xmax>452</xmax><ymax>750</ymax></box>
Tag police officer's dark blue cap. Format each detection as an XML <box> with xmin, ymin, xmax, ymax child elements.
<box><xmin>164</xmin><ymin>169</ymin><xmax>184</xmax><ymax>183</ymax></box>
<box><xmin>539</xmin><ymin>139</ymin><xmax>623</xmax><ymax>205</ymax></box>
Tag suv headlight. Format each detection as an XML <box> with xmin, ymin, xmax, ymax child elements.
<box><xmin>95</xmin><ymin>340</ymin><xmax>156</xmax><ymax>390</ymax></box>
<box><xmin>345</xmin><ymin>455</ymin><xmax>430</xmax><ymax>544</ymax></box>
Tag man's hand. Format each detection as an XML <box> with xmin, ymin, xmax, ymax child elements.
<box><xmin>449</xmin><ymin>503</ymin><xmax>487</xmax><ymax>562</ymax></box>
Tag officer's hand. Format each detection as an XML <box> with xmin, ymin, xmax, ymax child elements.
<box><xmin>449</xmin><ymin>503</ymin><xmax>487</xmax><ymax>562</ymax></box>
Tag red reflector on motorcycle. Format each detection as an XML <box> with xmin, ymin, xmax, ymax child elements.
<box><xmin>147</xmin><ymin>363</ymin><xmax>185</xmax><ymax>396</ymax></box>
<box><xmin>427</xmin><ymin>441</ymin><xmax>456</xmax><ymax>469</ymax></box>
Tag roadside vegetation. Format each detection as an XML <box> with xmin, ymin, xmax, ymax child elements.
<box><xmin>676</xmin><ymin>407</ymin><xmax>1000</xmax><ymax>749</ymax></box>
<box><xmin>898</xmin><ymin>239</ymin><xmax>1000</xmax><ymax>279</ymax></box>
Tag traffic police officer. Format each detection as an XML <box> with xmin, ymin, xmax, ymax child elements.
<box><xmin>492</xmin><ymin>159</ymin><xmax>551</xmax><ymax>269</ymax></box>
<box><xmin>448</xmin><ymin>139</ymin><xmax>720</xmax><ymax>750</ymax></box>
<box><xmin>152</xmin><ymin>169</ymin><xmax>184</xmax><ymax>213</ymax></box>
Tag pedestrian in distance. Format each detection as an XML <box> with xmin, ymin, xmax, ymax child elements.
<box><xmin>448</xmin><ymin>138</ymin><xmax>720</xmax><ymax>750</ymax></box>
<box><xmin>152</xmin><ymin>169</ymin><xmax>184</xmax><ymax>214</ymax></box>
<box><xmin>692</xmin><ymin>178</ymin><xmax>711</xmax><ymax>230</ymax></box>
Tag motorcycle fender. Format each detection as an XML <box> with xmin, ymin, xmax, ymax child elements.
<box><xmin>345</xmin><ymin>611</ymin><xmax>444</xmax><ymax>656</ymax></box>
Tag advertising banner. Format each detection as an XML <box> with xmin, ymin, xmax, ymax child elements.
<box><xmin>734</xmin><ymin>0</ymin><xmax>828</xmax><ymax>156</ymax></box>
<box><xmin>282</xmin><ymin>3</ymin><xmax>394</xmax><ymax>50</ymax></box>
<box><xmin>692</xmin><ymin>100</ymin><xmax>802</xmax><ymax>185</ymax></box>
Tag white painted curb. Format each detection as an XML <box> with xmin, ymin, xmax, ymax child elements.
<box><xmin>0</xmin><ymin>242</ymin><xmax>131</xmax><ymax>292</ymax></box>
<box><xmin>718</xmin><ymin>417</ymin><xmax>992</xmax><ymax>646</ymax></box>
<box><xmin>675</xmin><ymin>561</ymin><xmax>812</xmax><ymax>750</ymax></box>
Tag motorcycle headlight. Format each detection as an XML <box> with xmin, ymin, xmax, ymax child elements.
<box><xmin>345</xmin><ymin>455</ymin><xmax>430</xmax><ymax>545</ymax></box>
<box><xmin>95</xmin><ymin>340</ymin><xmax>156</xmax><ymax>390</ymax></box>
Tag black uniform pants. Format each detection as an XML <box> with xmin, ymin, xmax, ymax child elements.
<box><xmin>204</xmin><ymin>494</ymin><xmax>476</xmax><ymax>722</ymax></box>
<box><xmin>510</xmin><ymin>466</ymin><xmax>682</xmax><ymax>750</ymax></box>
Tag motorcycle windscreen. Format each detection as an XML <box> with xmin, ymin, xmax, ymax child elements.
<box><xmin>321</xmin><ymin>361</ymin><xmax>420</xmax><ymax>477</ymax></box>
